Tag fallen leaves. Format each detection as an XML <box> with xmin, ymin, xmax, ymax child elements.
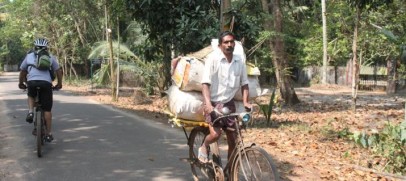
<box><xmin>63</xmin><ymin>84</ymin><xmax>406</xmax><ymax>181</ymax></box>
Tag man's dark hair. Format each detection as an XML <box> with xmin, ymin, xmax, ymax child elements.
<box><xmin>218</xmin><ymin>31</ymin><xmax>235</xmax><ymax>44</ymax></box>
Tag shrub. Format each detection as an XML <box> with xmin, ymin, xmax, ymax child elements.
<box><xmin>352</xmin><ymin>121</ymin><xmax>406</xmax><ymax>174</ymax></box>
<box><xmin>255</xmin><ymin>88</ymin><xmax>277</xmax><ymax>126</ymax></box>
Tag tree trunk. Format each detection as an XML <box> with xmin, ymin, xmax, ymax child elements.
<box><xmin>387</xmin><ymin>58</ymin><xmax>397</xmax><ymax>94</ymax></box>
<box><xmin>63</xmin><ymin>52</ymin><xmax>68</xmax><ymax>78</ymax></box>
<box><xmin>162</xmin><ymin>41</ymin><xmax>172</xmax><ymax>92</ymax></box>
<box><xmin>322</xmin><ymin>0</ymin><xmax>328</xmax><ymax>84</ymax></box>
<box><xmin>262</xmin><ymin>0</ymin><xmax>300</xmax><ymax>105</ymax></box>
<box><xmin>351</xmin><ymin>7</ymin><xmax>360</xmax><ymax>112</ymax></box>
<box><xmin>69</xmin><ymin>57</ymin><xmax>78</xmax><ymax>79</ymax></box>
<box><xmin>105</xmin><ymin>3</ymin><xmax>117</xmax><ymax>101</ymax></box>
<box><xmin>73</xmin><ymin>18</ymin><xmax>89</xmax><ymax>77</ymax></box>
<box><xmin>220</xmin><ymin>0</ymin><xmax>232</xmax><ymax>31</ymax></box>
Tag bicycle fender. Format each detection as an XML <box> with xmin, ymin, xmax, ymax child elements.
<box><xmin>243</xmin><ymin>142</ymin><xmax>256</xmax><ymax>148</ymax></box>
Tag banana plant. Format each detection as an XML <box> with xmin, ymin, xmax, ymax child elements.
<box><xmin>88</xmin><ymin>41</ymin><xmax>157</xmax><ymax>94</ymax></box>
<box><xmin>371</xmin><ymin>22</ymin><xmax>406</xmax><ymax>96</ymax></box>
<box><xmin>88</xmin><ymin>41</ymin><xmax>144</xmax><ymax>85</ymax></box>
<box><xmin>88</xmin><ymin>41</ymin><xmax>144</xmax><ymax>66</ymax></box>
<box><xmin>370</xmin><ymin>23</ymin><xmax>406</xmax><ymax>64</ymax></box>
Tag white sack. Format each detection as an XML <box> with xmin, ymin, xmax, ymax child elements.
<box><xmin>171</xmin><ymin>57</ymin><xmax>204</xmax><ymax>92</ymax></box>
<box><xmin>167</xmin><ymin>85</ymin><xmax>205</xmax><ymax>121</ymax></box>
<box><xmin>233</xmin><ymin>76</ymin><xmax>262</xmax><ymax>101</ymax></box>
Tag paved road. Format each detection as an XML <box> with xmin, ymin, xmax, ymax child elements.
<box><xmin>0</xmin><ymin>72</ymin><xmax>191</xmax><ymax>181</ymax></box>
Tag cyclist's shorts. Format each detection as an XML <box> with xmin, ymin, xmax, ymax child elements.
<box><xmin>205</xmin><ymin>99</ymin><xmax>237</xmax><ymax>130</ymax></box>
<box><xmin>27</xmin><ymin>80</ymin><xmax>53</xmax><ymax>112</ymax></box>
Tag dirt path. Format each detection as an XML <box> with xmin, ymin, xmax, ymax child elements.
<box><xmin>63</xmin><ymin>84</ymin><xmax>406</xmax><ymax>181</ymax></box>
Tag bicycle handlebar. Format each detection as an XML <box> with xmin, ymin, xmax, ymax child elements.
<box><xmin>20</xmin><ymin>85</ymin><xmax>61</xmax><ymax>91</ymax></box>
<box><xmin>52</xmin><ymin>86</ymin><xmax>61</xmax><ymax>91</ymax></box>
<box><xmin>211</xmin><ymin>106</ymin><xmax>253</xmax><ymax>125</ymax></box>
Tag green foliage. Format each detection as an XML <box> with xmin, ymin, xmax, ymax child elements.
<box><xmin>1</xmin><ymin>0</ymin><xmax>405</xmax><ymax>94</ymax></box>
<box><xmin>352</xmin><ymin>122</ymin><xmax>406</xmax><ymax>174</ymax></box>
<box><xmin>343</xmin><ymin>150</ymin><xmax>352</xmax><ymax>159</ymax></box>
<box><xmin>368</xmin><ymin>1</ymin><xmax>406</xmax><ymax>66</ymax></box>
<box><xmin>64</xmin><ymin>76</ymin><xmax>90</xmax><ymax>87</ymax></box>
<box><xmin>0</xmin><ymin>1</ymin><xmax>32</xmax><ymax>65</ymax></box>
<box><xmin>346</xmin><ymin>0</ymin><xmax>393</xmax><ymax>11</ymax></box>
<box><xmin>310</xmin><ymin>75</ymin><xmax>321</xmax><ymax>85</ymax></box>
<box><xmin>88</xmin><ymin>40</ymin><xmax>159</xmax><ymax>94</ymax></box>
<box><xmin>256</xmin><ymin>88</ymin><xmax>277</xmax><ymax>126</ymax></box>
<box><xmin>88</xmin><ymin>41</ymin><xmax>144</xmax><ymax>66</ymax></box>
<box><xmin>91</xmin><ymin>60</ymin><xmax>158</xmax><ymax>95</ymax></box>
<box><xmin>92</xmin><ymin>64</ymin><xmax>110</xmax><ymax>86</ymax></box>
<box><xmin>127</xmin><ymin>0</ymin><xmax>219</xmax><ymax>55</ymax></box>
<box><xmin>297</xmin><ymin>1</ymin><xmax>353</xmax><ymax>66</ymax></box>
<box><xmin>398</xmin><ymin>64</ymin><xmax>406</xmax><ymax>80</ymax></box>
<box><xmin>140</xmin><ymin>62</ymin><xmax>160</xmax><ymax>95</ymax></box>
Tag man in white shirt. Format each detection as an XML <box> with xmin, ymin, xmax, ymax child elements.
<box><xmin>199</xmin><ymin>31</ymin><xmax>251</xmax><ymax>162</ymax></box>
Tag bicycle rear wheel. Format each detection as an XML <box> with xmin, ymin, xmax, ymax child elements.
<box><xmin>36</xmin><ymin>110</ymin><xmax>43</xmax><ymax>158</ymax></box>
<box><xmin>230</xmin><ymin>146</ymin><xmax>279</xmax><ymax>181</ymax></box>
<box><xmin>189</xmin><ymin>126</ymin><xmax>218</xmax><ymax>181</ymax></box>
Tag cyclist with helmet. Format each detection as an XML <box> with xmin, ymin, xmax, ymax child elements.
<box><xmin>18</xmin><ymin>38</ymin><xmax>63</xmax><ymax>142</ymax></box>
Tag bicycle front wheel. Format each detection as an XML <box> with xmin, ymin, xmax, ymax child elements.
<box><xmin>230</xmin><ymin>146</ymin><xmax>279</xmax><ymax>181</ymax></box>
<box><xmin>35</xmin><ymin>111</ymin><xmax>43</xmax><ymax>158</ymax></box>
<box><xmin>189</xmin><ymin>126</ymin><xmax>218</xmax><ymax>181</ymax></box>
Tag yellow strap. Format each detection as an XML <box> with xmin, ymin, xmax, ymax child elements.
<box><xmin>163</xmin><ymin>108</ymin><xmax>208</xmax><ymax>128</ymax></box>
<box><xmin>171</xmin><ymin>118</ymin><xmax>209</xmax><ymax>128</ymax></box>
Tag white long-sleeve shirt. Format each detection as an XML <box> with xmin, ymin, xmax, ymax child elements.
<box><xmin>201</xmin><ymin>50</ymin><xmax>249</xmax><ymax>103</ymax></box>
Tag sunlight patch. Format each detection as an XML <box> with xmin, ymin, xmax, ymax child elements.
<box><xmin>62</xmin><ymin>126</ymin><xmax>99</xmax><ymax>132</ymax></box>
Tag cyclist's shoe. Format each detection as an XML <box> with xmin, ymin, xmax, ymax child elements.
<box><xmin>198</xmin><ymin>147</ymin><xmax>209</xmax><ymax>163</ymax></box>
<box><xmin>32</xmin><ymin>128</ymin><xmax>37</xmax><ymax>136</ymax></box>
<box><xmin>26</xmin><ymin>112</ymin><xmax>34</xmax><ymax>123</ymax></box>
<box><xmin>45</xmin><ymin>134</ymin><xmax>54</xmax><ymax>142</ymax></box>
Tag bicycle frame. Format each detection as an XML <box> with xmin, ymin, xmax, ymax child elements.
<box><xmin>210</xmin><ymin>110</ymin><xmax>255</xmax><ymax>178</ymax></box>
<box><xmin>33</xmin><ymin>87</ymin><xmax>47</xmax><ymax>157</ymax></box>
<box><xmin>167</xmin><ymin>107</ymin><xmax>279</xmax><ymax>180</ymax></box>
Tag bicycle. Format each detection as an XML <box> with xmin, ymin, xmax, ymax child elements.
<box><xmin>32</xmin><ymin>86</ymin><xmax>48</xmax><ymax>157</ymax></box>
<box><xmin>29</xmin><ymin>85</ymin><xmax>57</xmax><ymax>157</ymax></box>
<box><xmin>167</xmin><ymin>107</ymin><xmax>280</xmax><ymax>181</ymax></box>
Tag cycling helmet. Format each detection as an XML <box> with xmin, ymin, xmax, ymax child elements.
<box><xmin>34</xmin><ymin>38</ymin><xmax>49</xmax><ymax>47</ymax></box>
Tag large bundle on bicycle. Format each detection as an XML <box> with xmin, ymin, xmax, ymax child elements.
<box><xmin>166</xmin><ymin>39</ymin><xmax>265</xmax><ymax>122</ymax></box>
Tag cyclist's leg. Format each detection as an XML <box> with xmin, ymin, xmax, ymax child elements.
<box><xmin>27</xmin><ymin>97</ymin><xmax>35</xmax><ymax>112</ymax></box>
<box><xmin>44</xmin><ymin>111</ymin><xmax>52</xmax><ymax>133</ymax></box>
<box><xmin>26</xmin><ymin>81</ymin><xmax>38</xmax><ymax>110</ymax></box>
<box><xmin>199</xmin><ymin>103</ymin><xmax>223</xmax><ymax>161</ymax></box>
<box><xmin>199</xmin><ymin>125</ymin><xmax>222</xmax><ymax>161</ymax></box>
<box><xmin>39</xmin><ymin>81</ymin><xmax>53</xmax><ymax>135</ymax></box>
<box><xmin>220</xmin><ymin>100</ymin><xmax>237</xmax><ymax>159</ymax></box>
<box><xmin>25</xmin><ymin>81</ymin><xmax>37</xmax><ymax>123</ymax></box>
<box><xmin>225</xmin><ymin>128</ymin><xmax>237</xmax><ymax>160</ymax></box>
<box><xmin>203</xmin><ymin>125</ymin><xmax>222</xmax><ymax>147</ymax></box>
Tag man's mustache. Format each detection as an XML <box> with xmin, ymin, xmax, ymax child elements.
<box><xmin>226</xmin><ymin>47</ymin><xmax>234</xmax><ymax>52</ymax></box>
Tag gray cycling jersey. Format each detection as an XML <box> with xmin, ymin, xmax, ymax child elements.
<box><xmin>20</xmin><ymin>52</ymin><xmax>60</xmax><ymax>83</ymax></box>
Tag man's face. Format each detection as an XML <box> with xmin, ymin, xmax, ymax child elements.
<box><xmin>35</xmin><ymin>46</ymin><xmax>46</xmax><ymax>51</ymax></box>
<box><xmin>219</xmin><ymin>35</ymin><xmax>235</xmax><ymax>55</ymax></box>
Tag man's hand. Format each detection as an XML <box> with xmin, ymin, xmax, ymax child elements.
<box><xmin>243</xmin><ymin>102</ymin><xmax>252</xmax><ymax>112</ymax></box>
<box><xmin>18</xmin><ymin>83</ymin><xmax>27</xmax><ymax>90</ymax></box>
<box><xmin>204</xmin><ymin>104</ymin><xmax>214</xmax><ymax>114</ymax></box>
<box><xmin>54</xmin><ymin>83</ymin><xmax>62</xmax><ymax>90</ymax></box>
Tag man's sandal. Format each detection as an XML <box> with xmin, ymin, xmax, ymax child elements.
<box><xmin>198</xmin><ymin>147</ymin><xmax>209</xmax><ymax>163</ymax></box>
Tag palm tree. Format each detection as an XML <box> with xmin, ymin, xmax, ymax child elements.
<box><xmin>88</xmin><ymin>41</ymin><xmax>156</xmax><ymax>94</ymax></box>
